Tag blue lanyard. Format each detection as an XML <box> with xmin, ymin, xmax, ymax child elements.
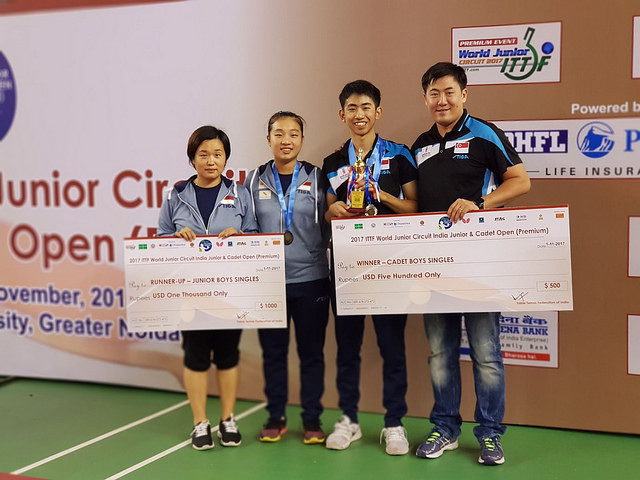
<box><xmin>272</xmin><ymin>161</ymin><xmax>301</xmax><ymax>232</ymax></box>
<box><xmin>348</xmin><ymin>136</ymin><xmax>385</xmax><ymax>203</ymax></box>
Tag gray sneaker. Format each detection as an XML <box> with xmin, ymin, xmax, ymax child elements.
<box><xmin>416</xmin><ymin>429</ymin><xmax>458</xmax><ymax>458</ymax></box>
<box><xmin>326</xmin><ymin>415</ymin><xmax>362</xmax><ymax>450</ymax></box>
<box><xmin>380</xmin><ymin>426</ymin><xmax>409</xmax><ymax>455</ymax></box>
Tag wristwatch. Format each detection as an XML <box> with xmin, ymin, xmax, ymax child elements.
<box><xmin>473</xmin><ymin>198</ymin><xmax>485</xmax><ymax>209</ymax></box>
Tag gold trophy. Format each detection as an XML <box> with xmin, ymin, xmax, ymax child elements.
<box><xmin>347</xmin><ymin>148</ymin><xmax>366</xmax><ymax>213</ymax></box>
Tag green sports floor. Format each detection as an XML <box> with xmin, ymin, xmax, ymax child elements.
<box><xmin>1</xmin><ymin>377</ymin><xmax>639</xmax><ymax>480</ymax></box>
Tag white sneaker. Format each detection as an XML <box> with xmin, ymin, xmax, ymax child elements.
<box><xmin>326</xmin><ymin>415</ymin><xmax>362</xmax><ymax>450</ymax></box>
<box><xmin>380</xmin><ymin>426</ymin><xmax>409</xmax><ymax>455</ymax></box>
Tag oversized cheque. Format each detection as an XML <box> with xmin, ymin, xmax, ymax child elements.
<box><xmin>124</xmin><ymin>235</ymin><xmax>286</xmax><ymax>331</ymax></box>
<box><xmin>331</xmin><ymin>206</ymin><xmax>573</xmax><ymax>315</ymax></box>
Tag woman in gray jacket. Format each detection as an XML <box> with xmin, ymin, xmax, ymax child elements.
<box><xmin>157</xmin><ymin>125</ymin><xmax>257</xmax><ymax>451</ymax></box>
<box><xmin>246</xmin><ymin>112</ymin><xmax>331</xmax><ymax>445</ymax></box>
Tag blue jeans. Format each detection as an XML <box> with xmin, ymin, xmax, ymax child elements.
<box><xmin>423</xmin><ymin>312</ymin><xmax>506</xmax><ymax>441</ymax></box>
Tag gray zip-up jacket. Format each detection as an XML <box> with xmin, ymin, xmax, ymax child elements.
<box><xmin>157</xmin><ymin>175</ymin><xmax>258</xmax><ymax>236</ymax></box>
<box><xmin>246</xmin><ymin>161</ymin><xmax>330</xmax><ymax>284</ymax></box>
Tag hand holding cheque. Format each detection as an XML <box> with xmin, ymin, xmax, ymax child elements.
<box><xmin>331</xmin><ymin>206</ymin><xmax>573</xmax><ymax>316</ymax></box>
<box><xmin>123</xmin><ymin>235</ymin><xmax>286</xmax><ymax>332</ymax></box>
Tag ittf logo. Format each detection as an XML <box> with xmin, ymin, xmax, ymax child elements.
<box><xmin>500</xmin><ymin>27</ymin><xmax>554</xmax><ymax>81</ymax></box>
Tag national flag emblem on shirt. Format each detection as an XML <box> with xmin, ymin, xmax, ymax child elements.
<box><xmin>221</xmin><ymin>195</ymin><xmax>235</xmax><ymax>205</ymax></box>
<box><xmin>381</xmin><ymin>157</ymin><xmax>390</xmax><ymax>170</ymax></box>
<box><xmin>259</xmin><ymin>179</ymin><xmax>269</xmax><ymax>189</ymax></box>
<box><xmin>298</xmin><ymin>181</ymin><xmax>312</xmax><ymax>192</ymax></box>
<box><xmin>454</xmin><ymin>142</ymin><xmax>469</xmax><ymax>153</ymax></box>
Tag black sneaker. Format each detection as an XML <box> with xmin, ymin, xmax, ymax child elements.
<box><xmin>218</xmin><ymin>415</ymin><xmax>242</xmax><ymax>446</ymax></box>
<box><xmin>478</xmin><ymin>436</ymin><xmax>505</xmax><ymax>465</ymax></box>
<box><xmin>259</xmin><ymin>416</ymin><xmax>287</xmax><ymax>442</ymax></box>
<box><xmin>191</xmin><ymin>420</ymin><xmax>214</xmax><ymax>450</ymax></box>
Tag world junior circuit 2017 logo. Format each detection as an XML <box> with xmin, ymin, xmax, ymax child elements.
<box><xmin>0</xmin><ymin>51</ymin><xmax>17</xmax><ymax>141</ymax></box>
<box><xmin>456</xmin><ymin>24</ymin><xmax>558</xmax><ymax>83</ymax></box>
<box><xmin>577</xmin><ymin>121</ymin><xmax>615</xmax><ymax>158</ymax></box>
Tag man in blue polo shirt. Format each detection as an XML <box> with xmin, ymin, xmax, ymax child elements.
<box><xmin>411</xmin><ymin>62</ymin><xmax>531</xmax><ymax>466</ymax></box>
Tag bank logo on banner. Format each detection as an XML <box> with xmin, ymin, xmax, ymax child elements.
<box><xmin>498</xmin><ymin>118</ymin><xmax>640</xmax><ymax>178</ymax></box>
<box><xmin>461</xmin><ymin>312</ymin><xmax>559</xmax><ymax>368</ymax></box>
<box><xmin>0</xmin><ymin>51</ymin><xmax>16</xmax><ymax>142</ymax></box>
<box><xmin>452</xmin><ymin>22</ymin><xmax>561</xmax><ymax>85</ymax></box>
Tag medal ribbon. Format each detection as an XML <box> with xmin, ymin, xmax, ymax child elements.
<box><xmin>348</xmin><ymin>137</ymin><xmax>385</xmax><ymax>204</ymax></box>
<box><xmin>272</xmin><ymin>161</ymin><xmax>301</xmax><ymax>234</ymax></box>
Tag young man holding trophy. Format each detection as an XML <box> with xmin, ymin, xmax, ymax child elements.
<box><xmin>322</xmin><ymin>80</ymin><xmax>418</xmax><ymax>455</ymax></box>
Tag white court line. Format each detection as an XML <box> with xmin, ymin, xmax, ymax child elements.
<box><xmin>104</xmin><ymin>402</ymin><xmax>266</xmax><ymax>480</ymax></box>
<box><xmin>11</xmin><ymin>399</ymin><xmax>190</xmax><ymax>475</ymax></box>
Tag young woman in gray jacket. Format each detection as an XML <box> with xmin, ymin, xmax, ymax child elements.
<box><xmin>246</xmin><ymin>112</ymin><xmax>331</xmax><ymax>445</ymax></box>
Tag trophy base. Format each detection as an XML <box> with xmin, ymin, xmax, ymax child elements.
<box><xmin>347</xmin><ymin>207</ymin><xmax>366</xmax><ymax>214</ymax></box>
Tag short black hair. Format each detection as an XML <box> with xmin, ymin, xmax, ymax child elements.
<box><xmin>186</xmin><ymin>125</ymin><xmax>231</xmax><ymax>164</ymax></box>
<box><xmin>339</xmin><ymin>80</ymin><xmax>381</xmax><ymax>108</ymax></box>
<box><xmin>421</xmin><ymin>62</ymin><xmax>467</xmax><ymax>92</ymax></box>
<box><xmin>267</xmin><ymin>111</ymin><xmax>305</xmax><ymax>136</ymax></box>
